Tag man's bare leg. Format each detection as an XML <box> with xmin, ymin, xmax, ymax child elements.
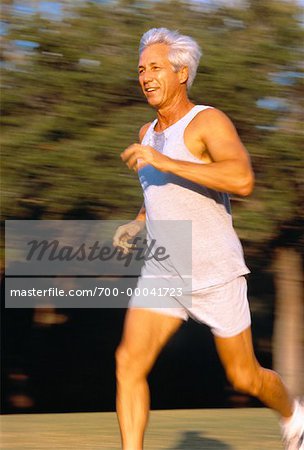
<box><xmin>214</xmin><ymin>326</ymin><xmax>293</xmax><ymax>418</ymax></box>
<box><xmin>115</xmin><ymin>308</ymin><xmax>183</xmax><ymax>450</ymax></box>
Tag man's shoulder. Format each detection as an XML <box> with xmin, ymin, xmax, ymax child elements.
<box><xmin>193</xmin><ymin>107</ymin><xmax>228</xmax><ymax>125</ymax></box>
<box><xmin>189</xmin><ymin>107</ymin><xmax>236</xmax><ymax>135</ymax></box>
<box><xmin>139</xmin><ymin>122</ymin><xmax>152</xmax><ymax>142</ymax></box>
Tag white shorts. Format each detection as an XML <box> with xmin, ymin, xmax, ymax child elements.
<box><xmin>129</xmin><ymin>276</ymin><xmax>251</xmax><ymax>338</ymax></box>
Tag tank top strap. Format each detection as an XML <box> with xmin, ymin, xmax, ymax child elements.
<box><xmin>178</xmin><ymin>105</ymin><xmax>213</xmax><ymax>130</ymax></box>
<box><xmin>142</xmin><ymin>119</ymin><xmax>158</xmax><ymax>145</ymax></box>
<box><xmin>142</xmin><ymin>105</ymin><xmax>212</xmax><ymax>144</ymax></box>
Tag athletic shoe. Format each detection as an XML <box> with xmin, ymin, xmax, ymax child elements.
<box><xmin>282</xmin><ymin>399</ymin><xmax>304</xmax><ymax>450</ymax></box>
<box><xmin>283</xmin><ymin>432</ymin><xmax>304</xmax><ymax>450</ymax></box>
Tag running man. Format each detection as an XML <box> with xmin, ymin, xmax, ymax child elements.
<box><xmin>113</xmin><ymin>28</ymin><xmax>304</xmax><ymax>450</ymax></box>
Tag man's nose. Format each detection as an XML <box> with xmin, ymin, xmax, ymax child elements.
<box><xmin>143</xmin><ymin>70</ymin><xmax>153</xmax><ymax>83</ymax></box>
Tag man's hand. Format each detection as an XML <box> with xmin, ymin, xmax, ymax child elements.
<box><xmin>113</xmin><ymin>220</ymin><xmax>145</xmax><ymax>254</ymax></box>
<box><xmin>120</xmin><ymin>144</ymin><xmax>172</xmax><ymax>172</ymax></box>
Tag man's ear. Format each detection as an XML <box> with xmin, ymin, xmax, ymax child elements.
<box><xmin>178</xmin><ymin>66</ymin><xmax>189</xmax><ymax>85</ymax></box>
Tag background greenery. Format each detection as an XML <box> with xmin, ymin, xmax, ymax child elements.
<box><xmin>2</xmin><ymin>0</ymin><xmax>303</xmax><ymax>238</ymax></box>
<box><xmin>1</xmin><ymin>0</ymin><xmax>303</xmax><ymax>412</ymax></box>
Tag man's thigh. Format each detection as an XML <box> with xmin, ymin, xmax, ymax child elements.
<box><xmin>186</xmin><ymin>276</ymin><xmax>251</xmax><ymax>338</ymax></box>
<box><xmin>214</xmin><ymin>326</ymin><xmax>259</xmax><ymax>374</ymax></box>
<box><xmin>118</xmin><ymin>308</ymin><xmax>183</xmax><ymax>373</ymax></box>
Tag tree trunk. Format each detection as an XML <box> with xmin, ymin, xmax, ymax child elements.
<box><xmin>273</xmin><ymin>247</ymin><xmax>304</xmax><ymax>397</ymax></box>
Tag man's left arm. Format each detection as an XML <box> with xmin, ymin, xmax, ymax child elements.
<box><xmin>121</xmin><ymin>109</ymin><xmax>254</xmax><ymax>197</ymax></box>
<box><xmin>169</xmin><ymin>109</ymin><xmax>254</xmax><ymax>196</ymax></box>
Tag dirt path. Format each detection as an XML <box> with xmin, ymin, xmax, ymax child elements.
<box><xmin>0</xmin><ymin>408</ymin><xmax>282</xmax><ymax>449</ymax></box>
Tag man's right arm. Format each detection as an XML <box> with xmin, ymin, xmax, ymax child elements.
<box><xmin>135</xmin><ymin>203</ymin><xmax>146</xmax><ymax>222</ymax></box>
<box><xmin>134</xmin><ymin>122</ymin><xmax>151</xmax><ymax>223</ymax></box>
<box><xmin>112</xmin><ymin>123</ymin><xmax>150</xmax><ymax>251</ymax></box>
<box><xmin>139</xmin><ymin>122</ymin><xmax>151</xmax><ymax>143</ymax></box>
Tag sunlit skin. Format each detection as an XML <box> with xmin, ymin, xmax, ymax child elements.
<box><xmin>138</xmin><ymin>43</ymin><xmax>191</xmax><ymax>114</ymax></box>
<box><xmin>121</xmin><ymin>43</ymin><xmax>254</xmax><ymax>196</ymax></box>
<box><xmin>115</xmin><ymin>42</ymin><xmax>294</xmax><ymax>450</ymax></box>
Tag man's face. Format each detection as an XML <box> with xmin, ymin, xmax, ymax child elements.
<box><xmin>138</xmin><ymin>43</ymin><xmax>184</xmax><ymax>109</ymax></box>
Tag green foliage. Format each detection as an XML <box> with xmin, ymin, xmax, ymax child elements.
<box><xmin>1</xmin><ymin>0</ymin><xmax>303</xmax><ymax>244</ymax></box>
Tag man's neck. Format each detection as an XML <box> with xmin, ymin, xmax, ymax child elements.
<box><xmin>155</xmin><ymin>98</ymin><xmax>195</xmax><ymax>132</ymax></box>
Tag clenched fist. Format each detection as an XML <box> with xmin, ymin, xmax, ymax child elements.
<box><xmin>120</xmin><ymin>144</ymin><xmax>172</xmax><ymax>172</ymax></box>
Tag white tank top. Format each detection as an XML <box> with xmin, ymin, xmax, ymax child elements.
<box><xmin>139</xmin><ymin>105</ymin><xmax>250</xmax><ymax>290</ymax></box>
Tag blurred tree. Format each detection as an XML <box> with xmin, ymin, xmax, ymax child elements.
<box><xmin>1</xmin><ymin>0</ymin><xmax>303</xmax><ymax>393</ymax></box>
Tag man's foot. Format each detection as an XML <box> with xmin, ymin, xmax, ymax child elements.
<box><xmin>283</xmin><ymin>433</ymin><xmax>304</xmax><ymax>450</ymax></box>
<box><xmin>281</xmin><ymin>399</ymin><xmax>304</xmax><ymax>450</ymax></box>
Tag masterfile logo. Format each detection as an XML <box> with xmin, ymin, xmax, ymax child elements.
<box><xmin>5</xmin><ymin>220</ymin><xmax>192</xmax><ymax>309</ymax></box>
<box><xmin>25</xmin><ymin>237</ymin><xmax>169</xmax><ymax>267</ymax></box>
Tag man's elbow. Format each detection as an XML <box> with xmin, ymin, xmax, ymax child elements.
<box><xmin>236</xmin><ymin>172</ymin><xmax>255</xmax><ymax>197</ymax></box>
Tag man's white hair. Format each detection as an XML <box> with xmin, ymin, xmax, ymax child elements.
<box><xmin>139</xmin><ymin>27</ymin><xmax>202</xmax><ymax>90</ymax></box>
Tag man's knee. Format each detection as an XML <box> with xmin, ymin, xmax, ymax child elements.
<box><xmin>115</xmin><ymin>345</ymin><xmax>131</xmax><ymax>381</ymax></box>
<box><xmin>115</xmin><ymin>344</ymin><xmax>147</xmax><ymax>383</ymax></box>
<box><xmin>226</xmin><ymin>365</ymin><xmax>263</xmax><ymax>397</ymax></box>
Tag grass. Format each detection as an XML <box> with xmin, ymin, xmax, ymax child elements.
<box><xmin>0</xmin><ymin>408</ymin><xmax>282</xmax><ymax>449</ymax></box>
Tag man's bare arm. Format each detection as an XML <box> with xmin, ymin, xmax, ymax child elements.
<box><xmin>112</xmin><ymin>124</ymin><xmax>149</xmax><ymax>251</ymax></box>
<box><xmin>139</xmin><ymin>122</ymin><xmax>151</xmax><ymax>143</ymax></box>
<box><xmin>169</xmin><ymin>109</ymin><xmax>254</xmax><ymax>196</ymax></box>
<box><xmin>135</xmin><ymin>203</ymin><xmax>146</xmax><ymax>221</ymax></box>
<box><xmin>121</xmin><ymin>110</ymin><xmax>254</xmax><ymax>197</ymax></box>
<box><xmin>134</xmin><ymin>123</ymin><xmax>150</xmax><ymax>222</ymax></box>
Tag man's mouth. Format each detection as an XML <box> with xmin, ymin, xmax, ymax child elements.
<box><xmin>145</xmin><ymin>87</ymin><xmax>158</xmax><ymax>93</ymax></box>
